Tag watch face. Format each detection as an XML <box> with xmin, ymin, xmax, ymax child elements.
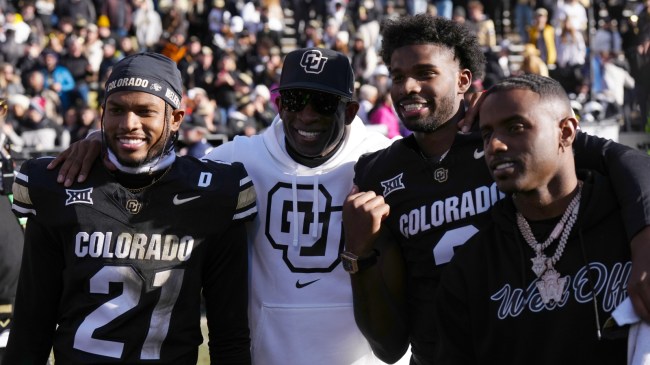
<box><xmin>341</xmin><ymin>253</ymin><xmax>358</xmax><ymax>273</ymax></box>
<box><xmin>342</xmin><ymin>258</ymin><xmax>355</xmax><ymax>272</ymax></box>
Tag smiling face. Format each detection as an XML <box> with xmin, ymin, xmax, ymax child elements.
<box><xmin>276</xmin><ymin>88</ymin><xmax>358</xmax><ymax>160</ymax></box>
<box><xmin>479</xmin><ymin>88</ymin><xmax>576</xmax><ymax>195</ymax></box>
<box><xmin>103</xmin><ymin>91</ymin><xmax>183</xmax><ymax>167</ymax></box>
<box><xmin>389</xmin><ymin>44</ymin><xmax>470</xmax><ymax>134</ymax></box>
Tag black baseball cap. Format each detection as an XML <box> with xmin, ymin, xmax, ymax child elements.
<box><xmin>276</xmin><ymin>48</ymin><xmax>355</xmax><ymax>99</ymax></box>
<box><xmin>104</xmin><ymin>52</ymin><xmax>183</xmax><ymax>109</ymax></box>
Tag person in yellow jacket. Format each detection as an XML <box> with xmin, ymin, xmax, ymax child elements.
<box><xmin>527</xmin><ymin>8</ymin><xmax>556</xmax><ymax>66</ymax></box>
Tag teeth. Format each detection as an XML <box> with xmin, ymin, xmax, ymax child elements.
<box><xmin>403</xmin><ymin>103</ymin><xmax>426</xmax><ymax>112</ymax></box>
<box><xmin>120</xmin><ymin>138</ymin><xmax>144</xmax><ymax>144</ymax></box>
<box><xmin>297</xmin><ymin>130</ymin><xmax>320</xmax><ymax>138</ymax></box>
<box><xmin>495</xmin><ymin>162</ymin><xmax>514</xmax><ymax>170</ymax></box>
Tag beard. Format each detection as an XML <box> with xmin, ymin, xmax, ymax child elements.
<box><xmin>401</xmin><ymin>93</ymin><xmax>457</xmax><ymax>133</ymax></box>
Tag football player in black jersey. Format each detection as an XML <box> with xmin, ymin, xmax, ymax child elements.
<box><xmin>4</xmin><ymin>53</ymin><xmax>256</xmax><ymax>364</ymax></box>
<box><xmin>342</xmin><ymin>14</ymin><xmax>650</xmax><ymax>365</ymax></box>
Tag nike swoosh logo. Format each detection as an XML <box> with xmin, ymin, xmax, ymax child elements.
<box><xmin>474</xmin><ymin>149</ymin><xmax>485</xmax><ymax>159</ymax></box>
<box><xmin>295</xmin><ymin>279</ymin><xmax>320</xmax><ymax>289</ymax></box>
<box><xmin>173</xmin><ymin>194</ymin><xmax>201</xmax><ymax>205</ymax></box>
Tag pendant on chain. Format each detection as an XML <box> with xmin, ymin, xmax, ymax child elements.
<box><xmin>536</xmin><ymin>263</ymin><xmax>567</xmax><ymax>304</ymax></box>
<box><xmin>531</xmin><ymin>252</ymin><xmax>547</xmax><ymax>277</ymax></box>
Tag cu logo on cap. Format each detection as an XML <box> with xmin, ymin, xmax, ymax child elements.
<box><xmin>300</xmin><ymin>50</ymin><xmax>328</xmax><ymax>74</ymax></box>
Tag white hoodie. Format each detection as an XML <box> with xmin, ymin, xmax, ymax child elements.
<box><xmin>204</xmin><ymin>116</ymin><xmax>393</xmax><ymax>364</ymax></box>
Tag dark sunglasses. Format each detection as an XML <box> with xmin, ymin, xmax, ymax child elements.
<box><xmin>280</xmin><ymin>89</ymin><xmax>349</xmax><ymax>115</ymax></box>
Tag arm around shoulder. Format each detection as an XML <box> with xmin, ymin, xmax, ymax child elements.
<box><xmin>573</xmin><ymin>132</ymin><xmax>650</xmax><ymax>237</ymax></box>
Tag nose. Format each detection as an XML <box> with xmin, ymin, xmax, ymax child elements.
<box><xmin>403</xmin><ymin>76</ymin><xmax>421</xmax><ymax>95</ymax></box>
<box><xmin>298</xmin><ymin>103</ymin><xmax>323</xmax><ymax>123</ymax></box>
<box><xmin>120</xmin><ymin>111</ymin><xmax>141</xmax><ymax>131</ymax></box>
<box><xmin>485</xmin><ymin>134</ymin><xmax>507</xmax><ymax>155</ymax></box>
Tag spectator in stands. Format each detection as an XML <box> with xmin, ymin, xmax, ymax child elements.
<box><xmin>68</xmin><ymin>105</ymin><xmax>97</xmax><ymax>143</ymax></box>
<box><xmin>434</xmin><ymin>0</ymin><xmax>453</xmax><ymax>19</ymax></box>
<box><xmin>358</xmin><ymin>83</ymin><xmax>379</xmax><ymax>125</ymax></box>
<box><xmin>59</xmin><ymin>36</ymin><xmax>92</xmax><ymax>107</ymax></box>
<box><xmin>303</xmin><ymin>20</ymin><xmax>326</xmax><ymax>49</ymax></box>
<box><xmin>214</xmin><ymin>52</ymin><xmax>239</xmax><ymax>121</ymax></box>
<box><xmin>39</xmin><ymin>49</ymin><xmax>76</xmax><ymax>112</ymax></box>
<box><xmin>180</xmin><ymin>123</ymin><xmax>214</xmax><ymax>158</ymax></box>
<box><xmin>100</xmin><ymin>0</ymin><xmax>132</xmax><ymax>38</ymax></box>
<box><xmin>452</xmin><ymin>5</ymin><xmax>467</xmax><ymax>24</ymax></box>
<box><xmin>554</xmin><ymin>16</ymin><xmax>587</xmax><ymax>94</ymax></box>
<box><xmin>25</xmin><ymin>70</ymin><xmax>60</xmax><ymax>124</ymax></box>
<box><xmin>351</xmin><ymin>30</ymin><xmax>378</xmax><ymax>85</ymax></box>
<box><xmin>256</xmin><ymin>10</ymin><xmax>282</xmax><ymax>49</ymax></box>
<box><xmin>162</xmin><ymin>5</ymin><xmax>190</xmax><ymax>40</ymax></box>
<box><xmin>227</xmin><ymin>93</ymin><xmax>257</xmax><ymax>138</ymax></box>
<box><xmin>16</xmin><ymin>100</ymin><xmax>68</xmax><ymax>151</ymax></box>
<box><xmin>5</xmin><ymin>95</ymin><xmax>31</xmax><ymax>135</ymax></box>
<box><xmin>598</xmin><ymin>51</ymin><xmax>635</xmax><ymax>120</ymax></box>
<box><xmin>132</xmin><ymin>0</ymin><xmax>163</xmax><ymax>51</ymax></box>
<box><xmin>520</xmin><ymin>43</ymin><xmax>550</xmax><ymax>76</ymax></box>
<box><xmin>466</xmin><ymin>1</ymin><xmax>497</xmax><ymax>49</ymax></box>
<box><xmin>55</xmin><ymin>0</ymin><xmax>97</xmax><ymax>28</ymax></box>
<box><xmin>591</xmin><ymin>16</ymin><xmax>625</xmax><ymax>97</ymax></box>
<box><xmin>553</xmin><ymin>0</ymin><xmax>588</xmax><ymax>35</ymax></box>
<box><xmin>3</xmin><ymin>6</ymin><xmax>31</xmax><ymax>45</ymax></box>
<box><xmin>371</xmin><ymin>63</ymin><xmax>391</xmax><ymax>95</ymax></box>
<box><xmin>0</xmin><ymin>62</ymin><xmax>25</xmax><ymax>98</ymax></box>
<box><xmin>368</xmin><ymin>91</ymin><xmax>401</xmax><ymax>139</ymax></box>
<box><xmin>406</xmin><ymin>0</ymin><xmax>428</xmax><ymax>15</ymax></box>
<box><xmin>528</xmin><ymin>7</ymin><xmax>556</xmax><ymax>67</ymax></box>
<box><xmin>514</xmin><ymin>0</ymin><xmax>534</xmax><ymax>42</ymax></box>
<box><xmin>332</xmin><ymin>30</ymin><xmax>350</xmax><ymax>55</ymax></box>
<box><xmin>251</xmin><ymin>84</ymin><xmax>275</xmax><ymax>130</ymax></box>
<box><xmin>16</xmin><ymin>40</ymin><xmax>43</xmax><ymax>86</ymax></box>
<box><xmin>118</xmin><ymin>35</ymin><xmax>138</xmax><ymax>58</ymax></box>
<box><xmin>0</xmin><ymin>28</ymin><xmax>25</xmax><ymax>67</ymax></box>
<box><xmin>19</xmin><ymin>3</ymin><xmax>45</xmax><ymax>47</ymax></box>
<box><xmin>97</xmin><ymin>38</ymin><xmax>119</xmax><ymax>87</ymax></box>
<box><xmin>83</xmin><ymin>24</ymin><xmax>104</xmax><ymax>84</ymax></box>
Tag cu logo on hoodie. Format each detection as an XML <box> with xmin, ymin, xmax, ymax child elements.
<box><xmin>300</xmin><ymin>50</ymin><xmax>328</xmax><ymax>74</ymax></box>
<box><xmin>265</xmin><ymin>182</ymin><xmax>343</xmax><ymax>273</ymax></box>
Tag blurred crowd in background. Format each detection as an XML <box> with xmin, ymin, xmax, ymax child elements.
<box><xmin>0</xmin><ymin>0</ymin><xmax>649</xmax><ymax>161</ymax></box>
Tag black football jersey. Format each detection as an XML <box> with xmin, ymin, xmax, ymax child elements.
<box><xmin>354</xmin><ymin>133</ymin><xmax>505</xmax><ymax>363</ymax></box>
<box><xmin>6</xmin><ymin>156</ymin><xmax>256</xmax><ymax>365</ymax></box>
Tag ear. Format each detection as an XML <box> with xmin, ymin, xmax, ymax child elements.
<box><xmin>274</xmin><ymin>96</ymin><xmax>281</xmax><ymax>111</ymax></box>
<box><xmin>559</xmin><ymin>116</ymin><xmax>578</xmax><ymax>148</ymax></box>
<box><xmin>457</xmin><ymin>69</ymin><xmax>472</xmax><ymax>94</ymax></box>
<box><xmin>344</xmin><ymin>100</ymin><xmax>360</xmax><ymax>125</ymax></box>
<box><xmin>170</xmin><ymin>108</ymin><xmax>185</xmax><ymax>132</ymax></box>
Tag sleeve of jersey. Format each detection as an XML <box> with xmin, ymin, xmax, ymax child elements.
<box><xmin>11</xmin><ymin>159</ymin><xmax>36</xmax><ymax>218</ymax></box>
<box><xmin>573</xmin><ymin>131</ymin><xmax>650</xmax><ymax>239</ymax></box>
<box><xmin>353</xmin><ymin>152</ymin><xmax>380</xmax><ymax>193</ymax></box>
<box><xmin>4</xmin><ymin>216</ymin><xmax>62</xmax><ymax>364</ymax></box>
<box><xmin>202</xmin><ymin>221</ymin><xmax>251</xmax><ymax>364</ymax></box>
<box><xmin>232</xmin><ymin>163</ymin><xmax>257</xmax><ymax>222</ymax></box>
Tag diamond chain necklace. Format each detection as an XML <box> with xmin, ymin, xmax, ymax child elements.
<box><xmin>515</xmin><ymin>182</ymin><xmax>583</xmax><ymax>303</ymax></box>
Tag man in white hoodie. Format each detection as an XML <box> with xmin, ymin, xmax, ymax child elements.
<box><xmin>48</xmin><ymin>47</ymin><xmax>399</xmax><ymax>365</ymax></box>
